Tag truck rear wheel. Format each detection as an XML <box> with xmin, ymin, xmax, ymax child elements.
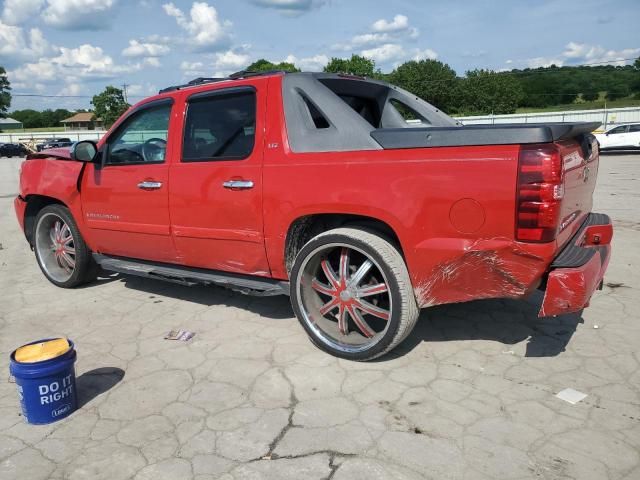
<box><xmin>290</xmin><ymin>227</ymin><xmax>419</xmax><ymax>361</ymax></box>
<box><xmin>33</xmin><ymin>205</ymin><xmax>98</xmax><ymax>288</ymax></box>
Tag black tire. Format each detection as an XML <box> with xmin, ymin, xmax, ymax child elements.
<box><xmin>33</xmin><ymin>204</ymin><xmax>97</xmax><ymax>288</ymax></box>
<box><xmin>290</xmin><ymin>227</ymin><xmax>419</xmax><ymax>361</ymax></box>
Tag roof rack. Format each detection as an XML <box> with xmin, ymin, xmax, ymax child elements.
<box><xmin>158</xmin><ymin>70</ymin><xmax>286</xmax><ymax>94</ymax></box>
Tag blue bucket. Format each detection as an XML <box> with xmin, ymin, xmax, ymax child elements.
<box><xmin>10</xmin><ymin>339</ymin><xmax>78</xmax><ymax>425</ymax></box>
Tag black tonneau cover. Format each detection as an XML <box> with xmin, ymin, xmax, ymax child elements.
<box><xmin>371</xmin><ymin>122</ymin><xmax>601</xmax><ymax>149</ymax></box>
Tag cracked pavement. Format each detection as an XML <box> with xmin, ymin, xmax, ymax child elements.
<box><xmin>1</xmin><ymin>152</ymin><xmax>639</xmax><ymax>479</ymax></box>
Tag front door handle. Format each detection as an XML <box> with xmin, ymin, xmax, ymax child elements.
<box><xmin>137</xmin><ymin>181</ymin><xmax>163</xmax><ymax>190</ymax></box>
<box><xmin>223</xmin><ymin>180</ymin><xmax>254</xmax><ymax>190</ymax></box>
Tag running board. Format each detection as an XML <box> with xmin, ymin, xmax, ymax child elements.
<box><xmin>93</xmin><ymin>254</ymin><xmax>289</xmax><ymax>297</ymax></box>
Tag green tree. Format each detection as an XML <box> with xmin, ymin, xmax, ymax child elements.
<box><xmin>389</xmin><ymin>60</ymin><xmax>461</xmax><ymax>112</ymax></box>
<box><xmin>91</xmin><ymin>86</ymin><xmax>130</xmax><ymax>128</ymax></box>
<box><xmin>323</xmin><ymin>55</ymin><xmax>375</xmax><ymax>77</ymax></box>
<box><xmin>460</xmin><ymin>70</ymin><xmax>524</xmax><ymax>114</ymax></box>
<box><xmin>246</xmin><ymin>59</ymin><xmax>299</xmax><ymax>73</ymax></box>
<box><xmin>11</xmin><ymin>109</ymin><xmax>45</xmax><ymax>128</ymax></box>
<box><xmin>0</xmin><ymin>66</ymin><xmax>11</xmax><ymax>119</ymax></box>
<box><xmin>581</xmin><ymin>91</ymin><xmax>599</xmax><ymax>102</ymax></box>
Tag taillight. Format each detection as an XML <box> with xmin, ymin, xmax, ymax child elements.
<box><xmin>516</xmin><ymin>144</ymin><xmax>564</xmax><ymax>242</ymax></box>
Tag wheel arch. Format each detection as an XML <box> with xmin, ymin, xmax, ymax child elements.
<box><xmin>284</xmin><ymin>213</ymin><xmax>404</xmax><ymax>274</ymax></box>
<box><xmin>23</xmin><ymin>194</ymin><xmax>67</xmax><ymax>244</ymax></box>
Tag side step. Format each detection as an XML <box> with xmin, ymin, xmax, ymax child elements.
<box><xmin>93</xmin><ymin>254</ymin><xmax>289</xmax><ymax>297</ymax></box>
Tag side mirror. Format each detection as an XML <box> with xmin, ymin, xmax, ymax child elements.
<box><xmin>70</xmin><ymin>140</ymin><xmax>98</xmax><ymax>162</ymax></box>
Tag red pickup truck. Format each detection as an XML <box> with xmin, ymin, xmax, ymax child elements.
<box><xmin>14</xmin><ymin>71</ymin><xmax>612</xmax><ymax>360</ymax></box>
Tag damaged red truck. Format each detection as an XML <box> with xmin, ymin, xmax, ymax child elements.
<box><xmin>14</xmin><ymin>71</ymin><xmax>612</xmax><ymax>360</ymax></box>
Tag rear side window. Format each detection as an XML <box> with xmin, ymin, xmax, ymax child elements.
<box><xmin>183</xmin><ymin>89</ymin><xmax>256</xmax><ymax>162</ymax></box>
<box><xmin>629</xmin><ymin>124</ymin><xmax>640</xmax><ymax>132</ymax></box>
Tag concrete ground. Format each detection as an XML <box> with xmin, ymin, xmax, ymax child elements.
<box><xmin>0</xmin><ymin>152</ymin><xmax>638</xmax><ymax>480</ymax></box>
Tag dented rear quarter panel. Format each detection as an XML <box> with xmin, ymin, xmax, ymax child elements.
<box><xmin>262</xmin><ymin>76</ymin><xmax>558</xmax><ymax>306</ymax></box>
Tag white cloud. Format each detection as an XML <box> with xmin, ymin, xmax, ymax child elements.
<box><xmin>335</xmin><ymin>13</ymin><xmax>421</xmax><ymax>63</ymax></box>
<box><xmin>361</xmin><ymin>43</ymin><xmax>405</xmax><ymax>64</ymax></box>
<box><xmin>562</xmin><ymin>42</ymin><xmax>640</xmax><ymax>65</ymax></box>
<box><xmin>122</xmin><ymin>39</ymin><xmax>171</xmax><ymax>58</ymax></box>
<box><xmin>250</xmin><ymin>0</ymin><xmax>328</xmax><ymax>16</ymax></box>
<box><xmin>414</xmin><ymin>48</ymin><xmax>438</xmax><ymax>61</ymax></box>
<box><xmin>0</xmin><ymin>21</ymin><xmax>51</xmax><ymax>65</ymax></box>
<box><xmin>1</xmin><ymin>0</ymin><xmax>45</xmax><ymax>25</ymax></box>
<box><xmin>127</xmin><ymin>83</ymin><xmax>157</xmax><ymax>96</ymax></box>
<box><xmin>59</xmin><ymin>83</ymin><xmax>84</xmax><ymax>96</ymax></box>
<box><xmin>284</xmin><ymin>53</ymin><xmax>328</xmax><ymax>71</ymax></box>
<box><xmin>143</xmin><ymin>57</ymin><xmax>162</xmax><ymax>67</ymax></box>
<box><xmin>214</xmin><ymin>50</ymin><xmax>250</xmax><ymax>70</ymax></box>
<box><xmin>522</xmin><ymin>42</ymin><xmax>640</xmax><ymax>69</ymax></box>
<box><xmin>10</xmin><ymin>44</ymin><xmax>145</xmax><ymax>85</ymax></box>
<box><xmin>372</xmin><ymin>14</ymin><xmax>410</xmax><ymax>33</ymax></box>
<box><xmin>42</xmin><ymin>0</ymin><xmax>118</xmax><ymax>30</ymax></box>
<box><xmin>180</xmin><ymin>60</ymin><xmax>206</xmax><ymax>77</ymax></box>
<box><xmin>526</xmin><ymin>57</ymin><xmax>565</xmax><ymax>68</ymax></box>
<box><xmin>350</xmin><ymin>33</ymin><xmax>391</xmax><ymax>48</ymax></box>
<box><xmin>163</xmin><ymin>2</ymin><xmax>231</xmax><ymax>51</ymax></box>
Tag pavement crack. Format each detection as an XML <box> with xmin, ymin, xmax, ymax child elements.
<box><xmin>261</xmin><ymin>369</ymin><xmax>298</xmax><ymax>460</ymax></box>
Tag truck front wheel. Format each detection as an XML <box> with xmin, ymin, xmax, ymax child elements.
<box><xmin>33</xmin><ymin>205</ymin><xmax>98</xmax><ymax>288</ymax></box>
<box><xmin>290</xmin><ymin>227</ymin><xmax>419</xmax><ymax>361</ymax></box>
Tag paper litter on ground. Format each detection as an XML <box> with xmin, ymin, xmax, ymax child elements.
<box><xmin>164</xmin><ymin>330</ymin><xmax>195</xmax><ymax>341</ymax></box>
<box><xmin>555</xmin><ymin>388</ymin><xmax>587</xmax><ymax>404</ymax></box>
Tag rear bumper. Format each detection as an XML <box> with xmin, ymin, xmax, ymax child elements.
<box><xmin>539</xmin><ymin>213</ymin><xmax>612</xmax><ymax>317</ymax></box>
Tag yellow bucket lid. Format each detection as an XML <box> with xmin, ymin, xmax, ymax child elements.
<box><xmin>15</xmin><ymin>338</ymin><xmax>70</xmax><ymax>363</ymax></box>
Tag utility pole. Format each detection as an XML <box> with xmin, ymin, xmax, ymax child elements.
<box><xmin>121</xmin><ymin>83</ymin><xmax>129</xmax><ymax>103</ymax></box>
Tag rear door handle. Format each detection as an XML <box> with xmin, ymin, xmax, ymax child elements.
<box><xmin>137</xmin><ymin>181</ymin><xmax>163</xmax><ymax>190</ymax></box>
<box><xmin>223</xmin><ymin>180</ymin><xmax>254</xmax><ymax>190</ymax></box>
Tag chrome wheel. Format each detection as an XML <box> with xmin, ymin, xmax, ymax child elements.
<box><xmin>297</xmin><ymin>243</ymin><xmax>393</xmax><ymax>354</ymax></box>
<box><xmin>35</xmin><ymin>213</ymin><xmax>76</xmax><ymax>283</ymax></box>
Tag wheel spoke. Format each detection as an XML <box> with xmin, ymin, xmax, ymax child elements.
<box><xmin>60</xmin><ymin>223</ymin><xmax>70</xmax><ymax>241</ymax></box>
<box><xmin>356</xmin><ymin>283</ymin><xmax>388</xmax><ymax>297</ymax></box>
<box><xmin>311</xmin><ymin>278</ymin><xmax>336</xmax><ymax>297</ymax></box>
<box><xmin>349</xmin><ymin>259</ymin><xmax>372</xmax><ymax>287</ymax></box>
<box><xmin>61</xmin><ymin>251</ymin><xmax>76</xmax><ymax>269</ymax></box>
<box><xmin>63</xmin><ymin>245</ymin><xmax>76</xmax><ymax>255</ymax></box>
<box><xmin>321</xmin><ymin>259</ymin><xmax>340</xmax><ymax>289</ymax></box>
<box><xmin>54</xmin><ymin>252</ymin><xmax>66</xmax><ymax>269</ymax></box>
<box><xmin>354</xmin><ymin>298</ymin><xmax>390</xmax><ymax>321</ymax></box>
<box><xmin>337</xmin><ymin>303</ymin><xmax>348</xmax><ymax>335</ymax></box>
<box><xmin>319</xmin><ymin>296</ymin><xmax>340</xmax><ymax>315</ymax></box>
<box><xmin>54</xmin><ymin>221</ymin><xmax>62</xmax><ymax>242</ymax></box>
<box><xmin>346</xmin><ymin>304</ymin><xmax>375</xmax><ymax>338</ymax></box>
<box><xmin>338</xmin><ymin>248</ymin><xmax>349</xmax><ymax>284</ymax></box>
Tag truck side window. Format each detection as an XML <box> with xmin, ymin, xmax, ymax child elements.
<box><xmin>106</xmin><ymin>103</ymin><xmax>171</xmax><ymax>165</ymax></box>
<box><xmin>182</xmin><ymin>90</ymin><xmax>256</xmax><ymax>162</ymax></box>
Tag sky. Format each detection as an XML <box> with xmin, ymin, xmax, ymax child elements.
<box><xmin>1</xmin><ymin>0</ymin><xmax>639</xmax><ymax>111</ymax></box>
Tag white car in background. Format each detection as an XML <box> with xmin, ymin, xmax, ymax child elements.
<box><xmin>595</xmin><ymin>123</ymin><xmax>640</xmax><ymax>150</ymax></box>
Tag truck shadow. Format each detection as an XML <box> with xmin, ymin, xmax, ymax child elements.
<box><xmin>108</xmin><ymin>273</ymin><xmax>581</xmax><ymax>358</ymax></box>
<box><xmin>116</xmin><ymin>274</ymin><xmax>295</xmax><ymax>320</ymax></box>
<box><xmin>394</xmin><ymin>291</ymin><xmax>583</xmax><ymax>358</ymax></box>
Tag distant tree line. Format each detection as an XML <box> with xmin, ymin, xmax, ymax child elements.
<box><xmin>10</xmin><ymin>109</ymin><xmax>77</xmax><ymax>128</ymax></box>
<box><xmin>2</xmin><ymin>56</ymin><xmax>639</xmax><ymax>128</ymax></box>
<box><xmin>248</xmin><ymin>55</ymin><xmax>640</xmax><ymax>115</ymax></box>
